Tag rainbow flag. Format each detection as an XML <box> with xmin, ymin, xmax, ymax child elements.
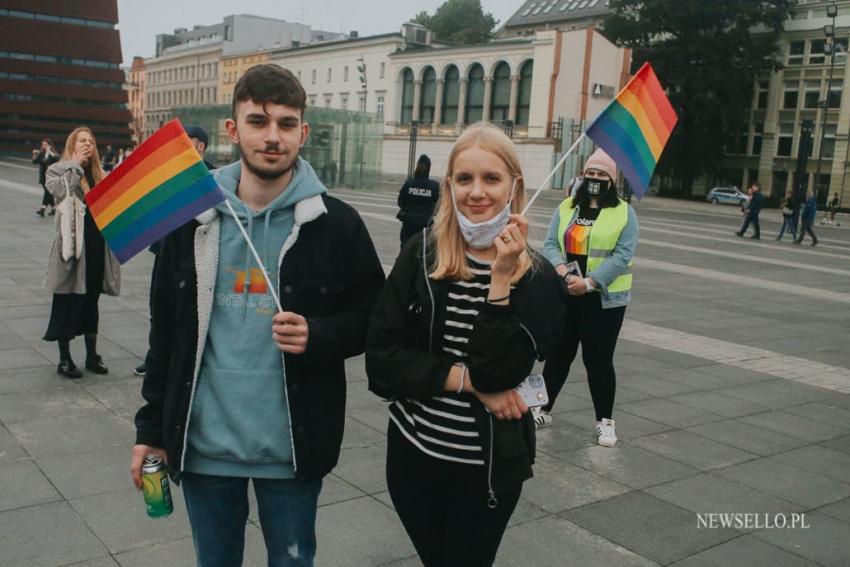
<box><xmin>85</xmin><ymin>120</ymin><xmax>224</xmax><ymax>263</ymax></box>
<box><xmin>585</xmin><ymin>62</ymin><xmax>678</xmax><ymax>199</ymax></box>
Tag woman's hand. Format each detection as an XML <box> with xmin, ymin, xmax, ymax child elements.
<box><xmin>72</xmin><ymin>146</ymin><xmax>92</xmax><ymax>167</ymax></box>
<box><xmin>492</xmin><ymin>214</ymin><xmax>528</xmax><ymax>278</ymax></box>
<box><xmin>566</xmin><ymin>275</ymin><xmax>589</xmax><ymax>296</ymax></box>
<box><xmin>475</xmin><ymin>389</ymin><xmax>528</xmax><ymax>420</ymax></box>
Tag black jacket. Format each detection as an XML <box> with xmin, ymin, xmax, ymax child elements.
<box><xmin>366</xmin><ymin>231</ymin><xmax>566</xmax><ymax>496</ymax></box>
<box><xmin>32</xmin><ymin>150</ymin><xmax>59</xmax><ymax>185</ymax></box>
<box><xmin>397</xmin><ymin>177</ymin><xmax>440</xmax><ymax>227</ymax></box>
<box><xmin>135</xmin><ymin>194</ymin><xmax>385</xmax><ymax>483</ymax></box>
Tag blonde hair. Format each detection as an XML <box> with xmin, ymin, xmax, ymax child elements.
<box><xmin>61</xmin><ymin>127</ymin><xmax>104</xmax><ymax>191</ymax></box>
<box><xmin>430</xmin><ymin>122</ymin><xmax>533</xmax><ymax>283</ymax></box>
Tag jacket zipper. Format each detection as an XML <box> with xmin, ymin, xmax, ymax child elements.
<box><xmin>487</xmin><ymin>413</ymin><xmax>498</xmax><ymax>509</ymax></box>
<box><xmin>276</xmin><ymin>223</ymin><xmax>300</xmax><ymax>474</ymax></box>
<box><xmin>422</xmin><ymin>229</ymin><xmax>435</xmax><ymax>353</ymax></box>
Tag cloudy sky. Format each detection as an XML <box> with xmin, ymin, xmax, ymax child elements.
<box><xmin>116</xmin><ymin>0</ymin><xmax>521</xmax><ymax>61</ymax></box>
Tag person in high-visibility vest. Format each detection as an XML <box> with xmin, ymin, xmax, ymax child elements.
<box><xmin>536</xmin><ymin>149</ymin><xmax>638</xmax><ymax>447</ymax></box>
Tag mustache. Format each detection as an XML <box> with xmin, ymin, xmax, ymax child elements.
<box><xmin>258</xmin><ymin>144</ymin><xmax>285</xmax><ymax>154</ymax></box>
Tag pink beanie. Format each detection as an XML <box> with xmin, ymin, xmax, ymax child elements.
<box><xmin>583</xmin><ymin>149</ymin><xmax>617</xmax><ymax>180</ymax></box>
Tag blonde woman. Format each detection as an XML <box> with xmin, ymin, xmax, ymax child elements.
<box><xmin>44</xmin><ymin>127</ymin><xmax>120</xmax><ymax>378</ymax></box>
<box><xmin>366</xmin><ymin>123</ymin><xmax>565</xmax><ymax>566</ymax></box>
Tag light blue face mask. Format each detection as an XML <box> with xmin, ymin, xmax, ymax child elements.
<box><xmin>451</xmin><ymin>179</ymin><xmax>517</xmax><ymax>249</ymax></box>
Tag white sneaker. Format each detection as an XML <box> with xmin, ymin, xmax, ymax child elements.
<box><xmin>532</xmin><ymin>407</ymin><xmax>552</xmax><ymax>429</ymax></box>
<box><xmin>596</xmin><ymin>418</ymin><xmax>617</xmax><ymax>447</ymax></box>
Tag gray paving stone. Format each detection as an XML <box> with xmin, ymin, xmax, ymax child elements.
<box><xmin>620</xmin><ymin>374</ymin><xmax>700</xmax><ymax>397</ymax></box>
<box><xmin>0</xmin><ymin>423</ymin><xmax>27</xmax><ymax>464</ymax></box>
<box><xmin>714</xmin><ymin>381</ymin><xmax>833</xmax><ymax>410</ymax></box>
<box><xmin>0</xmin><ymin>501</ymin><xmax>107</xmax><ymax>566</ymax></box>
<box><xmin>821</xmin><ymin>434</ymin><xmax>850</xmax><ymax>455</ymax></box>
<box><xmin>315</xmin><ymin>496</ymin><xmax>416</xmax><ymax>567</ymax></box>
<box><xmin>332</xmin><ymin>444</ymin><xmax>387</xmax><ymax>495</ymax></box>
<box><xmin>535</xmin><ymin>419</ymin><xmax>599</xmax><ymax>455</ymax></box>
<box><xmin>520</xmin><ymin>453</ymin><xmax>630</xmax><ymax>513</ymax></box>
<box><xmin>769</xmin><ymin>445</ymin><xmax>850</xmax><ymax>485</ymax></box>
<box><xmin>717</xmin><ymin>459</ymin><xmax>850</xmax><ymax>509</ymax></box>
<box><xmin>0</xmin><ymin>347</ymin><xmax>52</xmax><ymax>370</ymax></box>
<box><xmin>562</xmin><ymin>491</ymin><xmax>739</xmax><ymax>564</ymax></box>
<box><xmin>619</xmin><ymin>398</ymin><xmax>726</xmax><ymax>428</ymax></box>
<box><xmin>0</xmin><ymin>384</ymin><xmax>107</xmax><ymax>423</ymax></box>
<box><xmin>70</xmin><ymin>487</ymin><xmax>192</xmax><ymax>554</ymax></box>
<box><xmin>753</xmin><ymin>513</ymin><xmax>850</xmax><ymax>566</ymax></box>
<box><xmin>646</xmin><ymin>473</ymin><xmax>804</xmax><ymax>525</ymax></box>
<box><xmin>557</xmin><ymin>445</ymin><xmax>699</xmax><ymax>490</ymax></box>
<box><xmin>37</xmin><ymin>445</ymin><xmax>135</xmax><ymax>500</ymax></box>
<box><xmin>738</xmin><ymin>411</ymin><xmax>848</xmax><ymax>443</ymax></box>
<box><xmin>62</xmin><ymin>557</ymin><xmax>120</xmax><ymax>567</ymax></box>
<box><xmin>112</xmin><ymin>537</ymin><xmax>196</xmax><ymax>567</ymax></box>
<box><xmin>0</xmin><ymin>365</ymin><xmax>67</xmax><ymax>393</ymax></box>
<box><xmin>688</xmin><ymin>364</ymin><xmax>777</xmax><ymax>387</ymax></box>
<box><xmin>686</xmin><ymin>419</ymin><xmax>809</xmax><ymax>456</ymax></box>
<box><xmin>498</xmin><ymin>515</ymin><xmax>657</xmax><ymax>566</ymax></box>
<box><xmin>669</xmin><ymin>535</ymin><xmax>815</xmax><ymax>566</ymax></box>
<box><xmin>782</xmin><ymin>401</ymin><xmax>850</xmax><ymax>429</ymax></box>
<box><xmin>7</xmin><ymin>413</ymin><xmax>134</xmax><ymax>457</ymax></box>
<box><xmin>349</xmin><ymin>405</ymin><xmax>391</xmax><ymax>433</ymax></box>
<box><xmin>551</xmin><ymin>407</ymin><xmax>673</xmax><ymax>440</ymax></box>
<box><xmin>667</xmin><ymin>390</ymin><xmax>772</xmax><ymax>419</ymax></box>
<box><xmin>633</xmin><ymin>430</ymin><xmax>756</xmax><ymax>470</ymax></box>
<box><xmin>341</xmin><ymin>416</ymin><xmax>386</xmax><ymax>449</ymax></box>
<box><xmin>0</xmin><ymin>459</ymin><xmax>62</xmax><ymax>512</ymax></box>
<box><xmin>318</xmin><ymin>473</ymin><xmax>367</xmax><ymax>508</ymax></box>
<box><xmin>80</xmin><ymin>377</ymin><xmax>145</xmax><ymax>414</ymax></box>
<box><xmin>818</xmin><ymin>497</ymin><xmax>850</xmax><ymax>525</ymax></box>
<box><xmin>505</xmin><ymin>496</ymin><xmax>549</xmax><ymax>528</ymax></box>
<box><xmin>0</xmin><ymin>332</ymin><xmax>27</xmax><ymax>350</ymax></box>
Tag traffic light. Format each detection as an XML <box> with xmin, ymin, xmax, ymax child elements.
<box><xmin>357</xmin><ymin>58</ymin><xmax>367</xmax><ymax>90</ymax></box>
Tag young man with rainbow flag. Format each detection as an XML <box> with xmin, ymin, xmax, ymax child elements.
<box><xmin>130</xmin><ymin>64</ymin><xmax>385</xmax><ymax>566</ymax></box>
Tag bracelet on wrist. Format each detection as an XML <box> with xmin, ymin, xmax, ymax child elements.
<box><xmin>487</xmin><ymin>294</ymin><xmax>510</xmax><ymax>304</ymax></box>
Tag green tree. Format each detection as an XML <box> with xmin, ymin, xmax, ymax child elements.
<box><xmin>602</xmin><ymin>0</ymin><xmax>794</xmax><ymax>195</ymax></box>
<box><xmin>412</xmin><ymin>0</ymin><xmax>498</xmax><ymax>45</ymax></box>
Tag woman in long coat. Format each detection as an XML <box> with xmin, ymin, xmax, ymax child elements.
<box><xmin>44</xmin><ymin>127</ymin><xmax>121</xmax><ymax>379</ymax></box>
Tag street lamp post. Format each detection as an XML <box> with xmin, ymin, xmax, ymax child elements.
<box><xmin>813</xmin><ymin>1</ymin><xmax>839</xmax><ymax>207</ymax></box>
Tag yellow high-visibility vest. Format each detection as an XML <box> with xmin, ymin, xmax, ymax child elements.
<box><xmin>556</xmin><ymin>198</ymin><xmax>633</xmax><ymax>293</ymax></box>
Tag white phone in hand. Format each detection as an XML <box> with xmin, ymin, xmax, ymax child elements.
<box><xmin>515</xmin><ymin>374</ymin><xmax>549</xmax><ymax>408</ymax></box>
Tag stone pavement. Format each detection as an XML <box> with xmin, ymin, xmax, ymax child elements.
<box><xmin>1</xmin><ymin>157</ymin><xmax>850</xmax><ymax>566</ymax></box>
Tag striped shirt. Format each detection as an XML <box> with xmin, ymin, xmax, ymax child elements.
<box><xmin>389</xmin><ymin>255</ymin><xmax>493</xmax><ymax>466</ymax></box>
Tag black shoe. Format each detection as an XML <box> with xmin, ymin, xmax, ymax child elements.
<box><xmin>36</xmin><ymin>207</ymin><xmax>45</xmax><ymax>217</ymax></box>
<box><xmin>735</xmin><ymin>232</ymin><xmax>743</xmax><ymax>237</ymax></box>
<box><xmin>133</xmin><ymin>363</ymin><xmax>146</xmax><ymax>377</ymax></box>
<box><xmin>47</xmin><ymin>207</ymin><xmax>55</xmax><ymax>216</ymax></box>
<box><xmin>85</xmin><ymin>355</ymin><xmax>109</xmax><ymax>375</ymax></box>
<box><xmin>793</xmin><ymin>240</ymin><xmax>802</xmax><ymax>245</ymax></box>
<box><xmin>812</xmin><ymin>240</ymin><xmax>818</xmax><ymax>247</ymax></box>
<box><xmin>750</xmin><ymin>235</ymin><xmax>760</xmax><ymax>240</ymax></box>
<box><xmin>57</xmin><ymin>359</ymin><xmax>82</xmax><ymax>379</ymax></box>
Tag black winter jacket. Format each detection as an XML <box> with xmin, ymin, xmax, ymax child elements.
<box><xmin>135</xmin><ymin>194</ymin><xmax>385</xmax><ymax>483</ymax></box>
<box><xmin>366</xmin><ymin>231</ymin><xmax>567</xmax><ymax>497</ymax></box>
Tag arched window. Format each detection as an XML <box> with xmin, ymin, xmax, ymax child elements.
<box><xmin>465</xmin><ymin>64</ymin><xmax>484</xmax><ymax>124</ymax></box>
<box><xmin>419</xmin><ymin>67</ymin><xmax>437</xmax><ymax>124</ymax></box>
<box><xmin>490</xmin><ymin>61</ymin><xmax>511</xmax><ymax>123</ymax></box>
<box><xmin>442</xmin><ymin>65</ymin><xmax>460</xmax><ymax>124</ymax></box>
<box><xmin>400</xmin><ymin>68</ymin><xmax>414</xmax><ymax>124</ymax></box>
<box><xmin>517</xmin><ymin>60</ymin><xmax>534</xmax><ymax>126</ymax></box>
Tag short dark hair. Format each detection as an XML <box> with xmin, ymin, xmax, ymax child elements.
<box><xmin>232</xmin><ymin>64</ymin><xmax>306</xmax><ymax>119</ymax></box>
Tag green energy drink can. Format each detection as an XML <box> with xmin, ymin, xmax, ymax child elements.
<box><xmin>141</xmin><ymin>455</ymin><xmax>173</xmax><ymax>518</ymax></box>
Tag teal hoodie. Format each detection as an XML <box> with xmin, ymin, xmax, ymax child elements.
<box><xmin>185</xmin><ymin>158</ymin><xmax>326</xmax><ymax>479</ymax></box>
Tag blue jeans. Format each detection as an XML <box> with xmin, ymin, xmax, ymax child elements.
<box><xmin>777</xmin><ymin>215</ymin><xmax>796</xmax><ymax>239</ymax></box>
<box><xmin>181</xmin><ymin>472</ymin><xmax>322</xmax><ymax>567</ymax></box>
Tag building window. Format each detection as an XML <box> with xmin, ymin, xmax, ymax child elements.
<box><xmin>325</xmin><ymin>96</ymin><xmax>332</xmax><ymax>108</ymax></box>
<box><xmin>359</xmin><ymin>95</ymin><xmax>366</xmax><ymax>112</ymax></box>
<box><xmin>344</xmin><ymin>66</ymin><xmax>349</xmax><ymax>81</ymax></box>
<box><xmin>490</xmin><ymin>61</ymin><xmax>511</xmax><ymax>123</ymax></box>
<box><xmin>465</xmin><ymin>64</ymin><xmax>485</xmax><ymax>124</ymax></box>
<box><xmin>782</xmin><ymin>80</ymin><xmax>798</xmax><ymax>109</ymax></box>
<box><xmin>312</xmin><ymin>69</ymin><xmax>316</xmax><ymax>84</ymax></box>
<box><xmin>751</xmin><ymin>122</ymin><xmax>763</xmax><ymax>155</ymax></box>
<box><xmin>517</xmin><ymin>60</ymin><xmax>533</xmax><ymax>126</ymax></box>
<box><xmin>380</xmin><ymin>62</ymin><xmax>386</xmax><ymax>79</ymax></box>
<box><xmin>788</xmin><ymin>40</ymin><xmax>804</xmax><ymax>65</ymax></box>
<box><xmin>777</xmin><ymin>123</ymin><xmax>794</xmax><ymax>156</ymax></box>
<box><xmin>828</xmin><ymin>80</ymin><xmax>842</xmax><ymax>108</ymax></box>
<box><xmin>419</xmin><ymin>67</ymin><xmax>437</xmax><ymax>124</ymax></box>
<box><xmin>308</xmin><ymin>94</ymin><xmax>317</xmax><ymax>106</ymax></box>
<box><xmin>341</xmin><ymin>95</ymin><xmax>348</xmax><ymax>110</ymax></box>
<box><xmin>809</xmin><ymin>39</ymin><xmax>826</xmax><ymax>65</ymax></box>
<box><xmin>376</xmin><ymin>93</ymin><xmax>385</xmax><ymax>119</ymax></box>
<box><xmin>442</xmin><ymin>65</ymin><xmax>460</xmax><ymax>124</ymax></box>
<box><xmin>400</xmin><ymin>68</ymin><xmax>414</xmax><ymax>123</ymax></box>
<box><xmin>327</xmin><ymin>67</ymin><xmax>332</xmax><ymax>82</ymax></box>
<box><xmin>822</xmin><ymin>124</ymin><xmax>837</xmax><ymax>157</ymax></box>
<box><xmin>755</xmin><ymin>80</ymin><xmax>769</xmax><ymax>110</ymax></box>
<box><xmin>804</xmin><ymin>80</ymin><xmax>821</xmax><ymax>109</ymax></box>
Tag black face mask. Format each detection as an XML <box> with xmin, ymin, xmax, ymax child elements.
<box><xmin>580</xmin><ymin>177</ymin><xmax>611</xmax><ymax>196</ymax></box>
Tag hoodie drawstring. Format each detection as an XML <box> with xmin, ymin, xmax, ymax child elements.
<box><xmin>239</xmin><ymin>203</ymin><xmax>252</xmax><ymax>319</ymax></box>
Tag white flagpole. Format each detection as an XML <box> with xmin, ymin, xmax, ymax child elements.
<box><xmin>521</xmin><ymin>131</ymin><xmax>587</xmax><ymax>216</ymax></box>
<box><xmin>223</xmin><ymin>199</ymin><xmax>284</xmax><ymax>313</ymax></box>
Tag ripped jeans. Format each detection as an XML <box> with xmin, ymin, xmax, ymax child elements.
<box><xmin>181</xmin><ymin>472</ymin><xmax>322</xmax><ymax>567</ymax></box>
